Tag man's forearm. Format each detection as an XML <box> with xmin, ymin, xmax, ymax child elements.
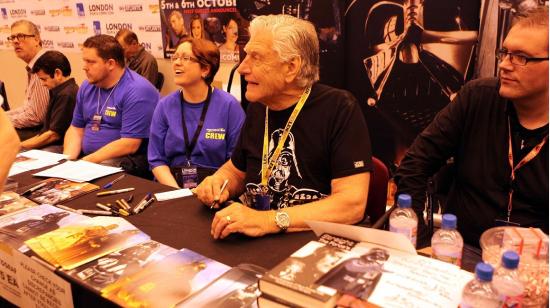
<box><xmin>21</xmin><ymin>130</ymin><xmax>60</xmax><ymax>150</ymax></box>
<box><xmin>0</xmin><ymin>110</ymin><xmax>20</xmax><ymax>192</ymax></box>
<box><xmin>82</xmin><ymin>138</ymin><xmax>142</xmax><ymax>164</ymax></box>
<box><xmin>63</xmin><ymin>126</ymin><xmax>83</xmax><ymax>159</ymax></box>
<box><xmin>281</xmin><ymin>172</ymin><xmax>370</xmax><ymax>232</ymax></box>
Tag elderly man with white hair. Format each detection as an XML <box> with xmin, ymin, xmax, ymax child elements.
<box><xmin>195</xmin><ymin>14</ymin><xmax>373</xmax><ymax>239</ymax></box>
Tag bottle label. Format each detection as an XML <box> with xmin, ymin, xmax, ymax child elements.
<box><xmin>432</xmin><ymin>253</ymin><xmax>462</xmax><ymax>267</ymax></box>
<box><xmin>389</xmin><ymin>224</ymin><xmax>417</xmax><ymax>247</ymax></box>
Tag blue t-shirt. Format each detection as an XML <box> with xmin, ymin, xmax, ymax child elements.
<box><xmin>71</xmin><ymin>69</ymin><xmax>159</xmax><ymax>154</ymax></box>
<box><xmin>148</xmin><ymin>88</ymin><xmax>245</xmax><ymax>170</ymax></box>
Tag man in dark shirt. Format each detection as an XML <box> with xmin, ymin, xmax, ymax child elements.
<box><xmin>395</xmin><ymin>7</ymin><xmax>548</xmax><ymax>247</ymax></box>
<box><xmin>195</xmin><ymin>15</ymin><xmax>372</xmax><ymax>239</ymax></box>
<box><xmin>115</xmin><ymin>29</ymin><xmax>159</xmax><ymax>87</ymax></box>
<box><xmin>22</xmin><ymin>50</ymin><xmax>78</xmax><ymax>152</ymax></box>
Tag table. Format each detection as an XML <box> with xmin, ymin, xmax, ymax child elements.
<box><xmin>13</xmin><ymin>171</ymin><xmax>317</xmax><ymax>269</ymax></box>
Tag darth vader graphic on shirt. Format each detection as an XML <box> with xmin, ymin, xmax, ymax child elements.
<box><xmin>245</xmin><ymin>128</ymin><xmax>327</xmax><ymax>209</ymax></box>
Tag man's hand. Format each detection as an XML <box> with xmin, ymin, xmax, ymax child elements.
<box><xmin>210</xmin><ymin>203</ymin><xmax>276</xmax><ymax>239</ymax></box>
<box><xmin>195</xmin><ymin>175</ymin><xmax>231</xmax><ymax>208</ymax></box>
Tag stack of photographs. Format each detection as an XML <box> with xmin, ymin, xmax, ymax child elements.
<box><xmin>0</xmin><ymin>191</ymin><xmax>37</xmax><ymax>217</ymax></box>
<box><xmin>102</xmin><ymin>249</ymin><xmax>230</xmax><ymax>307</ymax></box>
<box><xmin>0</xmin><ymin>204</ymin><xmax>88</xmax><ymax>252</ymax></box>
<box><xmin>26</xmin><ymin>178</ymin><xmax>99</xmax><ymax>205</ymax></box>
<box><xmin>65</xmin><ymin>240</ymin><xmax>178</xmax><ymax>291</ymax></box>
<box><xmin>25</xmin><ymin>216</ymin><xmax>150</xmax><ymax>270</ymax></box>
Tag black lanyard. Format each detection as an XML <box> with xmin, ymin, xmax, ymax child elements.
<box><xmin>180</xmin><ymin>86</ymin><xmax>212</xmax><ymax>162</ymax></box>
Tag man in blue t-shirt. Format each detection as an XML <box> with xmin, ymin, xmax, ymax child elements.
<box><xmin>64</xmin><ymin>35</ymin><xmax>158</xmax><ymax>165</ymax></box>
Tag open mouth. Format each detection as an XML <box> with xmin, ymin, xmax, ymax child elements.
<box><xmin>174</xmin><ymin>69</ymin><xmax>183</xmax><ymax>76</ymax></box>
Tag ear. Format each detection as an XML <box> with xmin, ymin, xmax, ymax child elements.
<box><xmin>53</xmin><ymin>68</ymin><xmax>63</xmax><ymax>81</ymax></box>
<box><xmin>201</xmin><ymin>64</ymin><xmax>211</xmax><ymax>79</ymax></box>
<box><xmin>283</xmin><ymin>56</ymin><xmax>302</xmax><ymax>84</ymax></box>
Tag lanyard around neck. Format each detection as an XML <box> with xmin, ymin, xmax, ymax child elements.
<box><xmin>261</xmin><ymin>86</ymin><xmax>311</xmax><ymax>188</ymax></box>
<box><xmin>181</xmin><ymin>86</ymin><xmax>212</xmax><ymax>162</ymax></box>
<box><xmin>96</xmin><ymin>82</ymin><xmax>119</xmax><ymax>115</ymax></box>
<box><xmin>505</xmin><ymin>117</ymin><xmax>548</xmax><ymax>221</ymax></box>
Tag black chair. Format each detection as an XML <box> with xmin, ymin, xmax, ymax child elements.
<box><xmin>155</xmin><ymin>72</ymin><xmax>164</xmax><ymax>92</ymax></box>
<box><xmin>0</xmin><ymin>81</ymin><xmax>9</xmax><ymax>111</ymax></box>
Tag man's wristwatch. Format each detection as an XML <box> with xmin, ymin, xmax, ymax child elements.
<box><xmin>275</xmin><ymin>210</ymin><xmax>290</xmax><ymax>232</ymax></box>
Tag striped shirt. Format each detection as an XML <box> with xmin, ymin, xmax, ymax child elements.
<box><xmin>7</xmin><ymin>49</ymin><xmax>50</xmax><ymax>128</ymax></box>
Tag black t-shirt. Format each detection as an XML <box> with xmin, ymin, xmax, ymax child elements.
<box><xmin>396</xmin><ymin>78</ymin><xmax>549</xmax><ymax>247</ymax></box>
<box><xmin>232</xmin><ymin>83</ymin><xmax>372</xmax><ymax>210</ymax></box>
<box><xmin>40</xmin><ymin>78</ymin><xmax>79</xmax><ymax>144</ymax></box>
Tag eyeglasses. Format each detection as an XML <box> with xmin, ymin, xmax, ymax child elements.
<box><xmin>496</xmin><ymin>49</ymin><xmax>549</xmax><ymax>66</ymax></box>
<box><xmin>170</xmin><ymin>54</ymin><xmax>199</xmax><ymax>64</ymax></box>
<box><xmin>7</xmin><ymin>33</ymin><xmax>35</xmax><ymax>42</ymax></box>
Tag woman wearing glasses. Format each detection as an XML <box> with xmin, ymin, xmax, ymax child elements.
<box><xmin>148</xmin><ymin>38</ymin><xmax>245</xmax><ymax>188</ymax></box>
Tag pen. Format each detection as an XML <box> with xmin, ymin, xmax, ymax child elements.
<box><xmin>133</xmin><ymin>193</ymin><xmax>152</xmax><ymax>213</ymax></box>
<box><xmin>96</xmin><ymin>203</ymin><xmax>111</xmax><ymax>211</ymax></box>
<box><xmin>210</xmin><ymin>179</ymin><xmax>229</xmax><ymax>209</ymax></box>
<box><xmin>21</xmin><ymin>181</ymin><xmax>48</xmax><ymax>195</ymax></box>
<box><xmin>79</xmin><ymin>209</ymin><xmax>112</xmax><ymax>216</ymax></box>
<box><xmin>102</xmin><ymin>174</ymin><xmax>125</xmax><ymax>189</ymax></box>
<box><xmin>97</xmin><ymin>188</ymin><xmax>135</xmax><ymax>196</ymax></box>
<box><xmin>134</xmin><ymin>197</ymin><xmax>155</xmax><ymax>214</ymax></box>
<box><xmin>107</xmin><ymin>203</ymin><xmax>129</xmax><ymax>216</ymax></box>
<box><xmin>56</xmin><ymin>204</ymin><xmax>80</xmax><ymax>214</ymax></box>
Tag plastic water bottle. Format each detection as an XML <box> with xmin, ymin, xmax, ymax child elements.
<box><xmin>431</xmin><ymin>214</ymin><xmax>463</xmax><ymax>266</ymax></box>
<box><xmin>492</xmin><ymin>251</ymin><xmax>524</xmax><ymax>307</ymax></box>
<box><xmin>389</xmin><ymin>194</ymin><xmax>418</xmax><ymax>248</ymax></box>
<box><xmin>461</xmin><ymin>263</ymin><xmax>502</xmax><ymax>308</ymax></box>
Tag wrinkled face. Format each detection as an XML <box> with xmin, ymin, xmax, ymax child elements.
<box><xmin>10</xmin><ymin>24</ymin><xmax>41</xmax><ymax>63</ymax></box>
<box><xmin>191</xmin><ymin>19</ymin><xmax>202</xmax><ymax>39</ymax></box>
<box><xmin>172</xmin><ymin>42</ymin><xmax>208</xmax><ymax>88</ymax></box>
<box><xmin>170</xmin><ymin>14</ymin><xmax>186</xmax><ymax>37</ymax></box>
<box><xmin>498</xmin><ymin>25</ymin><xmax>549</xmax><ymax>104</ymax></box>
<box><xmin>36</xmin><ymin>69</ymin><xmax>60</xmax><ymax>90</ymax></box>
<box><xmin>82</xmin><ymin>47</ymin><xmax>111</xmax><ymax>87</ymax></box>
<box><xmin>237</xmin><ymin>31</ymin><xmax>287</xmax><ymax>105</ymax></box>
<box><xmin>223</xmin><ymin>19</ymin><xmax>238</xmax><ymax>43</ymax></box>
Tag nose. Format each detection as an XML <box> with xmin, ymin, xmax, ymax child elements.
<box><xmin>237</xmin><ymin>56</ymin><xmax>250</xmax><ymax>75</ymax></box>
<box><xmin>498</xmin><ymin>54</ymin><xmax>514</xmax><ymax>72</ymax></box>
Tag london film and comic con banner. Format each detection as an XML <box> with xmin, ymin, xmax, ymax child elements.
<box><xmin>0</xmin><ymin>0</ymin><xmax>164</xmax><ymax>58</ymax></box>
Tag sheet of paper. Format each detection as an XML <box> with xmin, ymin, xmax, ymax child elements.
<box><xmin>368</xmin><ymin>254</ymin><xmax>472</xmax><ymax>308</ymax></box>
<box><xmin>154</xmin><ymin>189</ymin><xmax>193</xmax><ymax>201</ymax></box>
<box><xmin>33</xmin><ymin>160</ymin><xmax>123</xmax><ymax>182</ymax></box>
<box><xmin>8</xmin><ymin>149</ymin><xmax>67</xmax><ymax>177</ymax></box>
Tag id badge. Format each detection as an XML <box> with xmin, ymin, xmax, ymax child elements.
<box><xmin>180</xmin><ymin>165</ymin><xmax>198</xmax><ymax>189</ymax></box>
<box><xmin>255</xmin><ymin>193</ymin><xmax>271</xmax><ymax>211</ymax></box>
<box><xmin>91</xmin><ymin>114</ymin><xmax>102</xmax><ymax>131</ymax></box>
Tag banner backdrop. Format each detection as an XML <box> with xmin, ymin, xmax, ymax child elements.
<box><xmin>159</xmin><ymin>0</ymin><xmax>243</xmax><ymax>63</ymax></box>
<box><xmin>0</xmin><ymin>0</ymin><xmax>164</xmax><ymax>58</ymax></box>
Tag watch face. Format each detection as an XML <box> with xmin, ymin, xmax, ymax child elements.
<box><xmin>276</xmin><ymin>211</ymin><xmax>290</xmax><ymax>229</ymax></box>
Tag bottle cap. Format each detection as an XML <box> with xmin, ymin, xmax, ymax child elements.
<box><xmin>501</xmin><ymin>250</ymin><xmax>520</xmax><ymax>269</ymax></box>
<box><xmin>441</xmin><ymin>214</ymin><xmax>457</xmax><ymax>229</ymax></box>
<box><xmin>397</xmin><ymin>194</ymin><xmax>412</xmax><ymax>208</ymax></box>
<box><xmin>475</xmin><ymin>262</ymin><xmax>494</xmax><ymax>281</ymax></box>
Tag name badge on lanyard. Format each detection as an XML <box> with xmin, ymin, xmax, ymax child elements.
<box><xmin>91</xmin><ymin>114</ymin><xmax>102</xmax><ymax>131</ymax></box>
<box><xmin>180</xmin><ymin>162</ymin><xmax>198</xmax><ymax>189</ymax></box>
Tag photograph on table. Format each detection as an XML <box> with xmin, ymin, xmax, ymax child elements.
<box><xmin>178</xmin><ymin>263</ymin><xmax>267</xmax><ymax>307</ymax></box>
<box><xmin>0</xmin><ymin>191</ymin><xmax>37</xmax><ymax>217</ymax></box>
<box><xmin>102</xmin><ymin>248</ymin><xmax>230</xmax><ymax>307</ymax></box>
<box><xmin>25</xmin><ymin>216</ymin><xmax>149</xmax><ymax>270</ymax></box>
<box><xmin>26</xmin><ymin>178</ymin><xmax>99</xmax><ymax>205</ymax></box>
<box><xmin>66</xmin><ymin>240</ymin><xmax>177</xmax><ymax>291</ymax></box>
<box><xmin>0</xmin><ymin>204</ymin><xmax>87</xmax><ymax>252</ymax></box>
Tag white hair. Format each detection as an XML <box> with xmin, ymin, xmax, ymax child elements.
<box><xmin>249</xmin><ymin>14</ymin><xmax>319</xmax><ymax>87</ymax></box>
